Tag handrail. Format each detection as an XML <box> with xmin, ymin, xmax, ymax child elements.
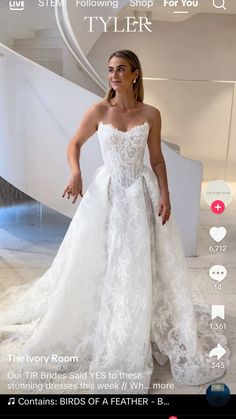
<box><xmin>62</xmin><ymin>0</ymin><xmax>107</xmax><ymax>89</ymax></box>
<box><xmin>54</xmin><ymin>0</ymin><xmax>107</xmax><ymax>92</ymax></box>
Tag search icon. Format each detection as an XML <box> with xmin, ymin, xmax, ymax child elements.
<box><xmin>213</xmin><ymin>0</ymin><xmax>226</xmax><ymax>10</ymax></box>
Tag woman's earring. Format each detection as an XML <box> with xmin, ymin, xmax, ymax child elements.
<box><xmin>133</xmin><ymin>79</ymin><xmax>136</xmax><ymax>84</ymax></box>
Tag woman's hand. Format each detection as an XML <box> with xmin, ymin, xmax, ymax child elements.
<box><xmin>158</xmin><ymin>192</ymin><xmax>171</xmax><ymax>225</ymax></box>
<box><xmin>62</xmin><ymin>171</ymin><xmax>83</xmax><ymax>204</ymax></box>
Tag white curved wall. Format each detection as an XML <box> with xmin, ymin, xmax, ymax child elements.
<box><xmin>0</xmin><ymin>42</ymin><xmax>103</xmax><ymax>219</ymax></box>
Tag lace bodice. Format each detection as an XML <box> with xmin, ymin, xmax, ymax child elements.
<box><xmin>97</xmin><ymin>121</ymin><xmax>150</xmax><ymax>188</ymax></box>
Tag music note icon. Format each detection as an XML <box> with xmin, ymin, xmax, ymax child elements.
<box><xmin>8</xmin><ymin>397</ymin><xmax>15</xmax><ymax>405</ymax></box>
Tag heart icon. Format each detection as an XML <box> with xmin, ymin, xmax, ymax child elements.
<box><xmin>209</xmin><ymin>227</ymin><xmax>227</xmax><ymax>243</ymax></box>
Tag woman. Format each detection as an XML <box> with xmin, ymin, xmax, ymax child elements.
<box><xmin>63</xmin><ymin>50</ymin><xmax>171</xmax><ymax>227</ymax></box>
<box><xmin>0</xmin><ymin>50</ymin><xmax>228</xmax><ymax>394</ymax></box>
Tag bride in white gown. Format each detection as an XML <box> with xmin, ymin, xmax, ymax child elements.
<box><xmin>0</xmin><ymin>50</ymin><xmax>228</xmax><ymax>394</ymax></box>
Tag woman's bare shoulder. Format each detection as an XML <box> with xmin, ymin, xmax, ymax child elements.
<box><xmin>90</xmin><ymin>99</ymin><xmax>109</xmax><ymax>122</ymax></box>
<box><xmin>92</xmin><ymin>99</ymin><xmax>109</xmax><ymax>113</ymax></box>
<box><xmin>141</xmin><ymin>103</ymin><xmax>161</xmax><ymax>128</ymax></box>
<box><xmin>83</xmin><ymin>99</ymin><xmax>109</xmax><ymax>128</ymax></box>
<box><xmin>142</xmin><ymin>102</ymin><xmax>160</xmax><ymax>115</ymax></box>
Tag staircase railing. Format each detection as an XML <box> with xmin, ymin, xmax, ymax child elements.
<box><xmin>55</xmin><ymin>1</ymin><xmax>106</xmax><ymax>92</ymax></box>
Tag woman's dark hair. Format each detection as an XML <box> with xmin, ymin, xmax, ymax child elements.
<box><xmin>105</xmin><ymin>50</ymin><xmax>144</xmax><ymax>103</ymax></box>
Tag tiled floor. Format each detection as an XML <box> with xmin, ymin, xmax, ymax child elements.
<box><xmin>0</xmin><ymin>182</ymin><xmax>235</xmax><ymax>395</ymax></box>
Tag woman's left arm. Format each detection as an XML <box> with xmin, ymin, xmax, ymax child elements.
<box><xmin>147</xmin><ymin>108</ymin><xmax>171</xmax><ymax>225</ymax></box>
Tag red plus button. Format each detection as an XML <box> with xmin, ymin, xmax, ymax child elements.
<box><xmin>211</xmin><ymin>200</ymin><xmax>225</xmax><ymax>214</ymax></box>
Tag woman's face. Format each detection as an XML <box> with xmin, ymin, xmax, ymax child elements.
<box><xmin>108</xmin><ymin>56</ymin><xmax>138</xmax><ymax>92</ymax></box>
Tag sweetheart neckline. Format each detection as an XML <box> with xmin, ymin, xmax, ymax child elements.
<box><xmin>98</xmin><ymin>120</ymin><xmax>150</xmax><ymax>134</ymax></box>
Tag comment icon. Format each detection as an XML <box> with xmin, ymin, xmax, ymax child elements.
<box><xmin>209</xmin><ymin>265</ymin><xmax>227</xmax><ymax>282</ymax></box>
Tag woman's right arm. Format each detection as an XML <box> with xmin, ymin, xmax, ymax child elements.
<box><xmin>62</xmin><ymin>103</ymin><xmax>101</xmax><ymax>203</ymax></box>
<box><xmin>67</xmin><ymin>103</ymin><xmax>100</xmax><ymax>175</ymax></box>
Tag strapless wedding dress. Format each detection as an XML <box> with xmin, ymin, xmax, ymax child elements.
<box><xmin>0</xmin><ymin>121</ymin><xmax>228</xmax><ymax>394</ymax></box>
